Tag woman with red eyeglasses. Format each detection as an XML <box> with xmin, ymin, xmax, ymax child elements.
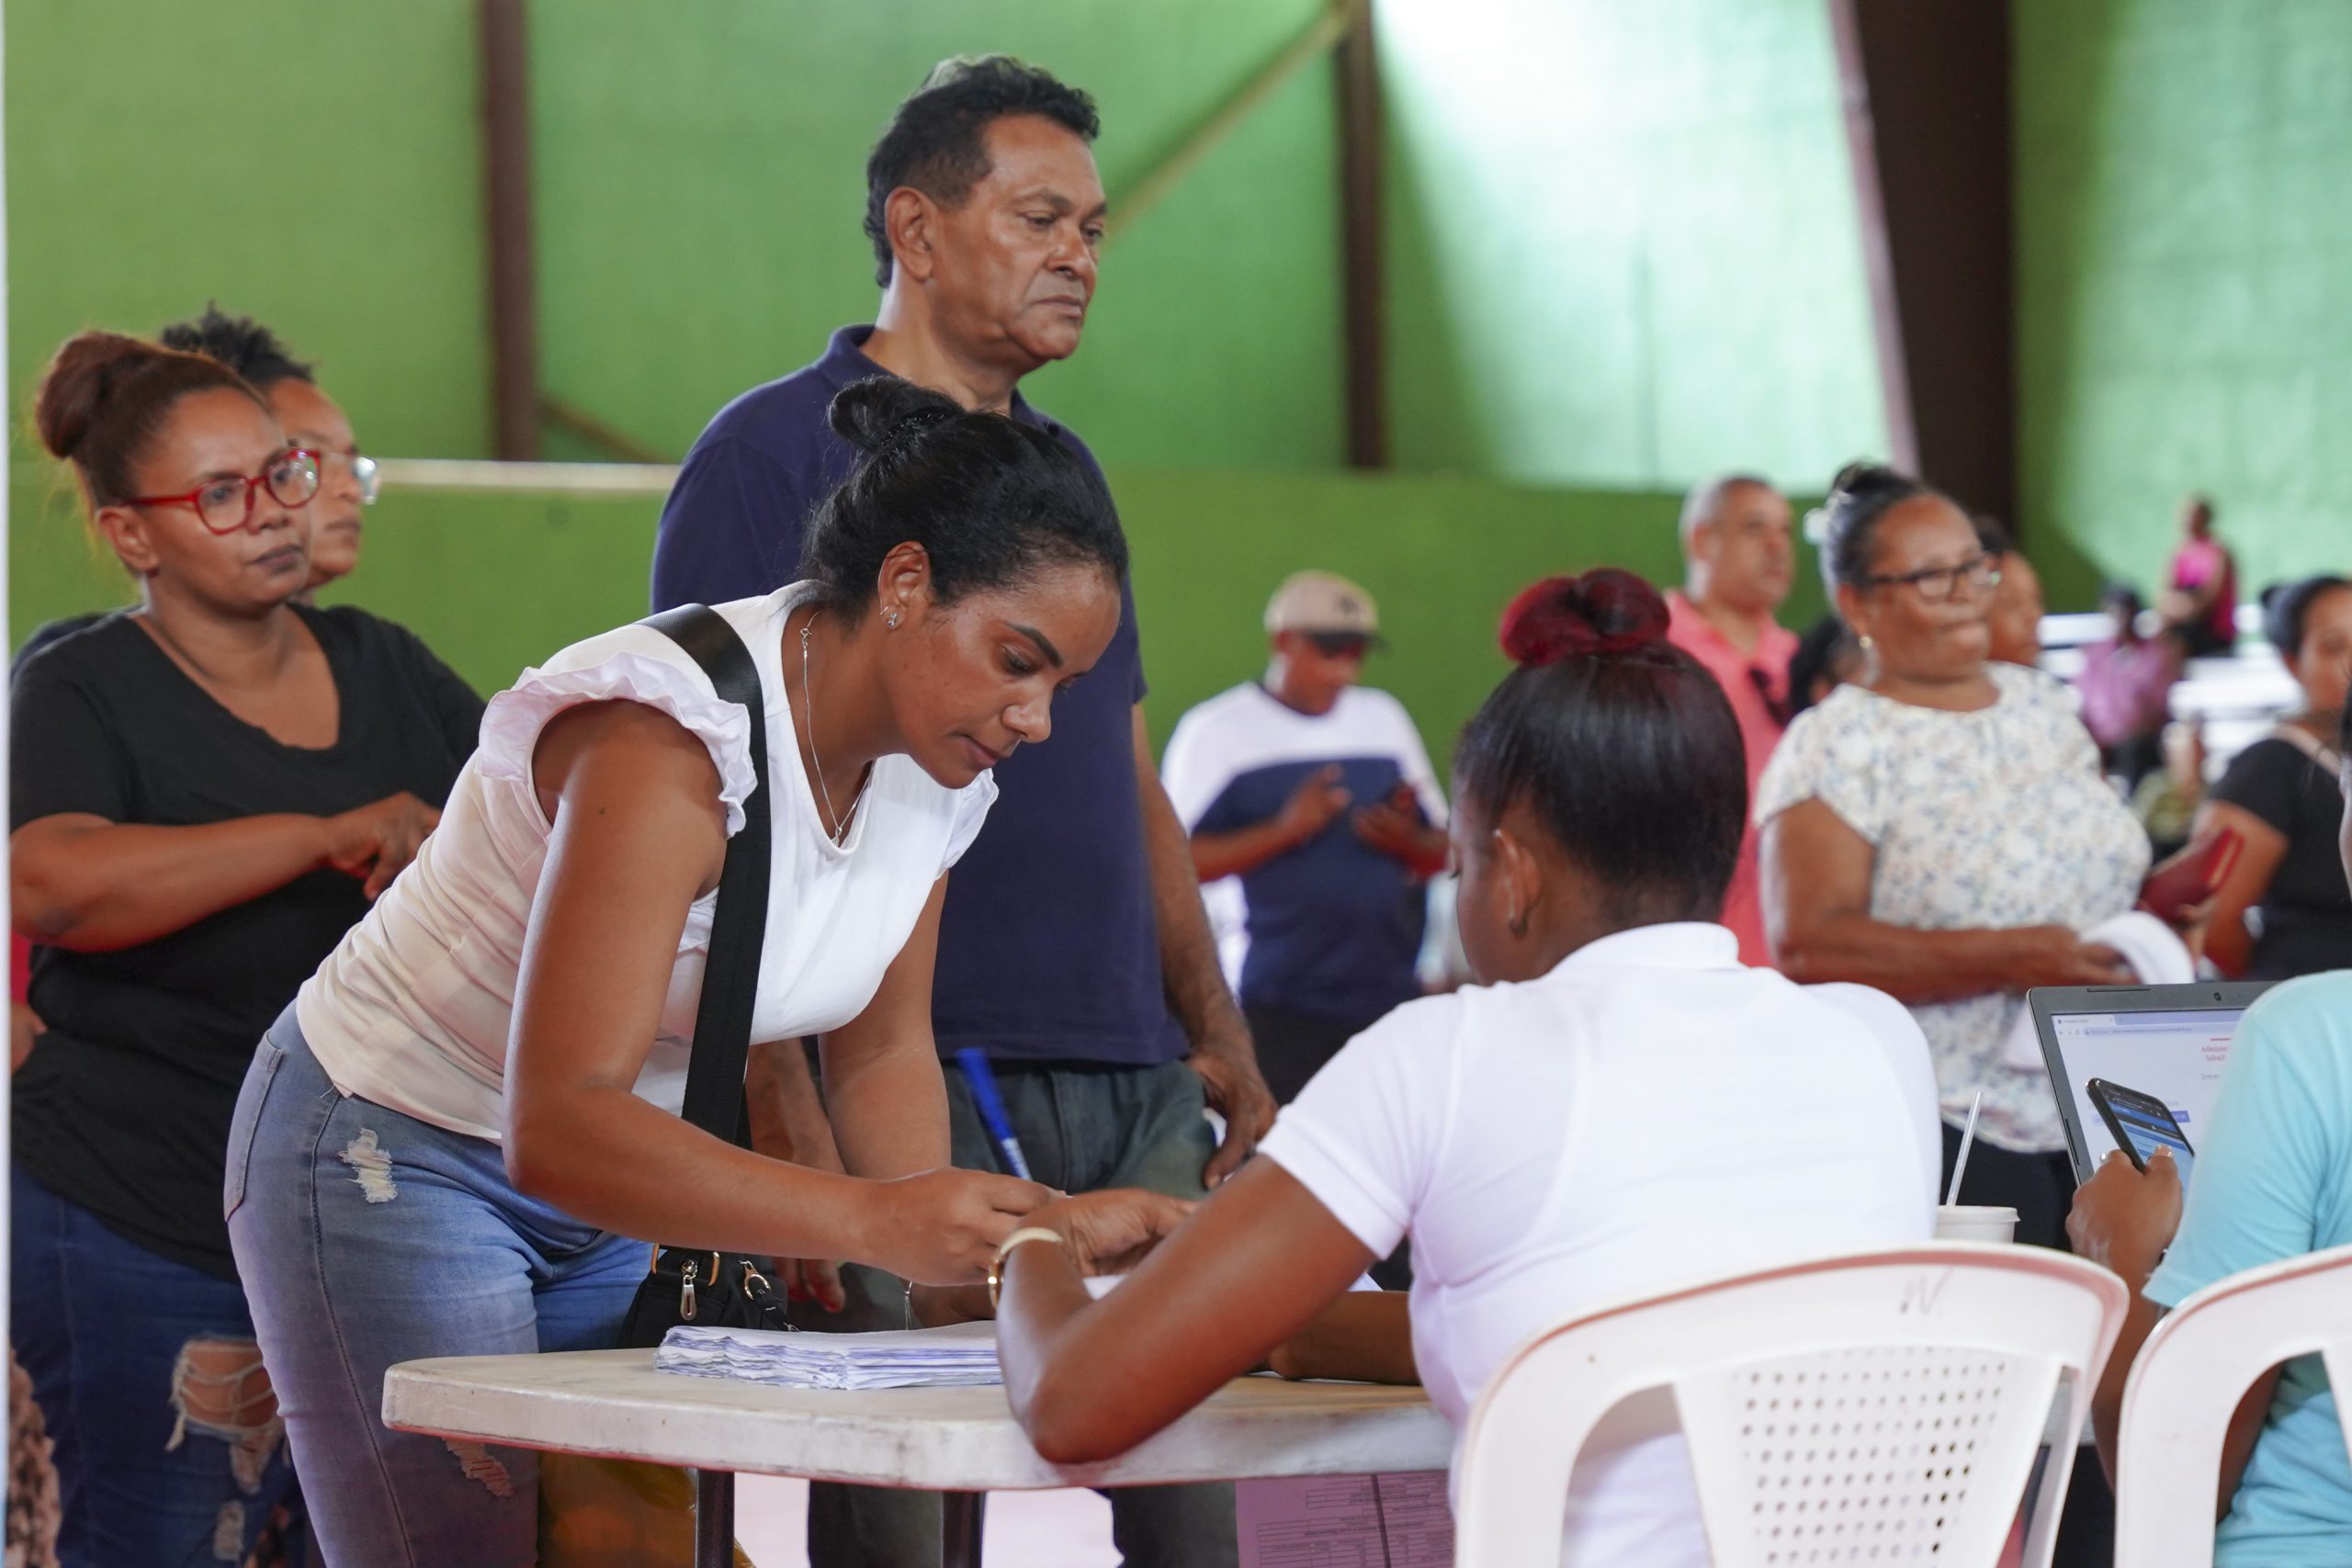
<box><xmin>8</xmin><ymin>331</ymin><xmax>481</xmax><ymax>1566</ymax></box>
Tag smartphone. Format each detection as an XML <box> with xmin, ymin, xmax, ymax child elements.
<box><xmin>2139</xmin><ymin>827</ymin><xmax>2245</xmax><ymax>922</ymax></box>
<box><xmin>2086</xmin><ymin>1078</ymin><xmax>2196</xmax><ymax>1182</ymax></box>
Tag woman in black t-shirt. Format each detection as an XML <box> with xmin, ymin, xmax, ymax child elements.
<box><xmin>7</xmin><ymin>331</ymin><xmax>481</xmax><ymax>1566</ymax></box>
<box><xmin>2200</xmin><ymin>575</ymin><xmax>2352</xmax><ymax>979</ymax></box>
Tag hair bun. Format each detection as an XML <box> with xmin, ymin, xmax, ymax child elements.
<box><xmin>827</xmin><ymin>376</ymin><xmax>966</xmax><ymax>454</ymax></box>
<box><xmin>34</xmin><ymin>331</ymin><xmax>169</xmax><ymax>462</ymax></box>
<box><xmin>1498</xmin><ymin>570</ymin><xmax>1672</xmax><ymax>667</ymax></box>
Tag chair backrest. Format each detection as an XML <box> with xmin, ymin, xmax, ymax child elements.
<box><xmin>2112</xmin><ymin>1241</ymin><xmax>2352</xmax><ymax>1568</ymax></box>
<box><xmin>1453</xmin><ymin>1244</ymin><xmax>2128</xmax><ymax>1568</ymax></box>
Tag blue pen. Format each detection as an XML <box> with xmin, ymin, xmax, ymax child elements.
<box><xmin>955</xmin><ymin>1048</ymin><xmax>1034</xmax><ymax>1180</ymax></box>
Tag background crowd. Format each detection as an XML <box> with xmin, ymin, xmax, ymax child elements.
<box><xmin>8</xmin><ymin>36</ymin><xmax>2352</xmax><ymax>1568</ymax></box>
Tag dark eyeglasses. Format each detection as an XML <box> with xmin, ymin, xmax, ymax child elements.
<box><xmin>123</xmin><ymin>449</ymin><xmax>322</xmax><ymax>535</ymax></box>
<box><xmin>1306</xmin><ymin>631</ymin><xmax>1374</xmax><ymax>658</ymax></box>
<box><xmin>1859</xmin><ymin>553</ymin><xmax>2002</xmax><ymax>604</ymax></box>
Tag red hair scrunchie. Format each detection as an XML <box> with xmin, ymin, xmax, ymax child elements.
<box><xmin>1498</xmin><ymin>570</ymin><xmax>1671</xmax><ymax>668</ymax></box>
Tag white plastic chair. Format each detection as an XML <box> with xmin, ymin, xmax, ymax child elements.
<box><xmin>1453</xmin><ymin>1244</ymin><xmax>2129</xmax><ymax>1568</ymax></box>
<box><xmin>2112</xmin><ymin>1241</ymin><xmax>2352</xmax><ymax>1568</ymax></box>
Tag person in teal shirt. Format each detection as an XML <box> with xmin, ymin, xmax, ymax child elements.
<box><xmin>2070</xmin><ymin>692</ymin><xmax>2352</xmax><ymax>1562</ymax></box>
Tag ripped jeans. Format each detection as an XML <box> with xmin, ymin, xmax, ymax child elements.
<box><xmin>9</xmin><ymin>1161</ymin><xmax>300</xmax><ymax>1566</ymax></box>
<box><xmin>225</xmin><ymin>1009</ymin><xmax>643</xmax><ymax>1568</ymax></box>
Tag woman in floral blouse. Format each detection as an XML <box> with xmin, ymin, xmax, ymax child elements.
<box><xmin>1758</xmin><ymin>464</ymin><xmax>2150</xmax><ymax>1249</ymax></box>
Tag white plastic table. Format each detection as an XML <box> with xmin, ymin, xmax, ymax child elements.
<box><xmin>383</xmin><ymin>1348</ymin><xmax>1452</xmax><ymax>1568</ymax></box>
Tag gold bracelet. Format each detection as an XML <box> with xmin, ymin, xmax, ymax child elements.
<box><xmin>988</xmin><ymin>1226</ymin><xmax>1066</xmax><ymax>1312</ymax></box>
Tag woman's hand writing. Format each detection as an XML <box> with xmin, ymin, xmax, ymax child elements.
<box><xmin>909</xmin><ymin>1190</ymin><xmax>1193</xmax><ymax>1325</ymax></box>
<box><xmin>862</xmin><ymin>1168</ymin><xmax>1052</xmax><ymax>1285</ymax></box>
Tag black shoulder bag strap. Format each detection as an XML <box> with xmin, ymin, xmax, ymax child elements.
<box><xmin>617</xmin><ymin>605</ymin><xmax>789</xmax><ymax>1343</ymax></box>
<box><xmin>643</xmin><ymin>604</ymin><xmax>771</xmax><ymax>1149</ymax></box>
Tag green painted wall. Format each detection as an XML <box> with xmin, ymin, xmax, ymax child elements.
<box><xmin>1380</xmin><ymin>0</ymin><xmax>1884</xmax><ymax>494</ymax></box>
<box><xmin>4</xmin><ymin>0</ymin><xmax>1345</xmax><ymax>474</ymax></box>
<box><xmin>2017</xmin><ymin>0</ymin><xmax>2352</xmax><ymax>610</ymax></box>
<box><xmin>530</xmin><ymin>0</ymin><xmax>1344</xmax><ymax>469</ymax></box>
<box><xmin>7</xmin><ymin>0</ymin><xmax>1876</xmax><ymax>487</ymax></box>
<box><xmin>11</xmin><ymin>468</ymin><xmax>1824</xmax><ymax>769</ymax></box>
<box><xmin>6</xmin><ymin>0</ymin><xmax>1849</xmax><ymax>751</ymax></box>
<box><xmin>3</xmin><ymin>0</ymin><xmax>492</xmax><ymax>460</ymax></box>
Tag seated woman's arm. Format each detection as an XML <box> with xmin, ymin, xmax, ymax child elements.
<box><xmin>998</xmin><ymin>1157</ymin><xmax>1375</xmax><ymax>1464</ymax></box>
<box><xmin>912</xmin><ymin>1241</ymin><xmax>1421</xmax><ymax>1390</ymax></box>
<box><xmin>12</xmin><ymin>795</ymin><xmax>436</xmax><ymax>952</ymax></box>
<box><xmin>502</xmin><ymin>700</ymin><xmax>1043</xmax><ymax>1284</ymax></box>
<box><xmin>1761</xmin><ymin>800</ymin><xmax>2131</xmax><ymax>1000</ymax></box>
<box><xmin>1269</xmin><ymin>1291</ymin><xmax>1418</xmax><ymax>1384</ymax></box>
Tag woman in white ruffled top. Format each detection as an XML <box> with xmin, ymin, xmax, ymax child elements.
<box><xmin>225</xmin><ymin>378</ymin><xmax>1182</xmax><ymax>1567</ymax></box>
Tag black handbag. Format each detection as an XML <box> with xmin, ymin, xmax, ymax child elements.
<box><xmin>616</xmin><ymin>604</ymin><xmax>793</xmax><ymax>1348</ymax></box>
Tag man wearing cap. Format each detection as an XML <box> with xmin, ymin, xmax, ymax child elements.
<box><xmin>1665</xmin><ymin>473</ymin><xmax>1799</xmax><ymax>967</ymax></box>
<box><xmin>1161</xmin><ymin>572</ymin><xmax>1450</xmax><ymax>1108</ymax></box>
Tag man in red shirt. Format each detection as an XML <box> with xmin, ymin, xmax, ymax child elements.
<box><xmin>1664</xmin><ymin>474</ymin><xmax>1799</xmax><ymax>965</ymax></box>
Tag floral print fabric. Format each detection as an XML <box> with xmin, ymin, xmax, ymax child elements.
<box><xmin>1756</xmin><ymin>663</ymin><xmax>2151</xmax><ymax>1151</ymax></box>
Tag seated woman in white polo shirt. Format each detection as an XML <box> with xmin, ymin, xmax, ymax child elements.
<box><xmin>993</xmin><ymin>570</ymin><xmax>1941</xmax><ymax>1565</ymax></box>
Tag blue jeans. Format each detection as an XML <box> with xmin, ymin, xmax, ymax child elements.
<box><xmin>224</xmin><ymin>1010</ymin><xmax>643</xmax><ymax>1568</ymax></box>
<box><xmin>10</xmin><ymin>1162</ymin><xmax>300</xmax><ymax>1567</ymax></box>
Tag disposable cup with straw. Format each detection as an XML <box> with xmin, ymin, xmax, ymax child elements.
<box><xmin>1934</xmin><ymin>1090</ymin><xmax>2018</xmax><ymax>1243</ymax></box>
<box><xmin>1945</xmin><ymin>1090</ymin><xmax>1983</xmax><ymax>1206</ymax></box>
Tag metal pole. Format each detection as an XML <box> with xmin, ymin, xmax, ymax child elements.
<box><xmin>1109</xmin><ymin>5</ymin><xmax>1351</xmax><ymax>243</ymax></box>
<box><xmin>691</xmin><ymin>1468</ymin><xmax>735</xmax><ymax>1568</ymax></box>
<box><xmin>477</xmin><ymin>0</ymin><xmax>542</xmax><ymax>460</ymax></box>
<box><xmin>1826</xmin><ymin>0</ymin><xmax>1918</xmax><ymax>477</ymax></box>
<box><xmin>942</xmin><ymin>1491</ymin><xmax>987</xmax><ymax>1568</ymax></box>
<box><xmin>1335</xmin><ymin>0</ymin><xmax>1388</xmax><ymax>469</ymax></box>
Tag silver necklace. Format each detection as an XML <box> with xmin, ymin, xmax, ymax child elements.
<box><xmin>800</xmin><ymin>621</ymin><xmax>858</xmax><ymax>844</ymax></box>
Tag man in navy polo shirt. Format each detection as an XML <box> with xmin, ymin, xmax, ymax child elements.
<box><xmin>651</xmin><ymin>56</ymin><xmax>1267</xmax><ymax>1568</ymax></box>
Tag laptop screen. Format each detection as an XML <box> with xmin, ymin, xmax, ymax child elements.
<box><xmin>2043</xmin><ymin>1005</ymin><xmax>2246</xmax><ymax>1183</ymax></box>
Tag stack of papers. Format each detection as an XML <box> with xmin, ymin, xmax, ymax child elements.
<box><xmin>654</xmin><ymin>1321</ymin><xmax>1002</xmax><ymax>1391</ymax></box>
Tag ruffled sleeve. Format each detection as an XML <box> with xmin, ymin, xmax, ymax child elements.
<box><xmin>476</xmin><ymin>649</ymin><xmax>759</xmax><ymax>836</ymax></box>
<box><xmin>938</xmin><ymin>774</ymin><xmax>1000</xmax><ymax>876</ymax></box>
<box><xmin>1753</xmin><ymin>693</ymin><xmax>1894</xmax><ymax>845</ymax></box>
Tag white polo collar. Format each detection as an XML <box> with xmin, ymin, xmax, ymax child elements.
<box><xmin>1549</xmin><ymin>922</ymin><xmax>1743</xmax><ymax>977</ymax></box>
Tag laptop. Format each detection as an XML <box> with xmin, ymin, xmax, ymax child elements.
<box><xmin>2030</xmin><ymin>981</ymin><xmax>2275</xmax><ymax>1184</ymax></box>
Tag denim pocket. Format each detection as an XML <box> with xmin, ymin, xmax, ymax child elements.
<box><xmin>222</xmin><ymin>1039</ymin><xmax>286</xmax><ymax>1223</ymax></box>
